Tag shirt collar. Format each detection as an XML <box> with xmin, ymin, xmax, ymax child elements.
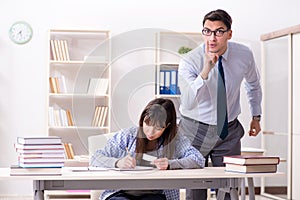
<box><xmin>220</xmin><ymin>46</ymin><xmax>229</xmax><ymax>61</ymax></box>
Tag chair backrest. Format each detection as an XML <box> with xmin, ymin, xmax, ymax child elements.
<box><xmin>88</xmin><ymin>132</ymin><xmax>115</xmax><ymax>156</ymax></box>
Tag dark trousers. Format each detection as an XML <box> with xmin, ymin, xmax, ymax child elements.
<box><xmin>106</xmin><ymin>191</ymin><xmax>167</xmax><ymax>200</ymax></box>
<box><xmin>178</xmin><ymin>117</ymin><xmax>244</xmax><ymax>200</ymax></box>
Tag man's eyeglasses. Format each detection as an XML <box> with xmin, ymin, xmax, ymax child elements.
<box><xmin>202</xmin><ymin>28</ymin><xmax>229</xmax><ymax>37</ymax></box>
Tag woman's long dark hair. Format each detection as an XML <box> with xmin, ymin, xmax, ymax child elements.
<box><xmin>135</xmin><ymin>98</ymin><xmax>177</xmax><ymax>159</ymax></box>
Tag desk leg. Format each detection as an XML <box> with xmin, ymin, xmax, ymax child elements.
<box><xmin>247</xmin><ymin>177</ymin><xmax>255</xmax><ymax>200</ymax></box>
<box><xmin>240</xmin><ymin>178</ymin><xmax>246</xmax><ymax>200</ymax></box>
<box><xmin>33</xmin><ymin>180</ymin><xmax>45</xmax><ymax>200</ymax></box>
<box><xmin>217</xmin><ymin>188</ymin><xmax>239</xmax><ymax>200</ymax></box>
<box><xmin>216</xmin><ymin>189</ymin><xmax>226</xmax><ymax>200</ymax></box>
<box><xmin>229</xmin><ymin>188</ymin><xmax>239</xmax><ymax>200</ymax></box>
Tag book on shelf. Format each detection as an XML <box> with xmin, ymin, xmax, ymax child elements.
<box><xmin>225</xmin><ymin>163</ymin><xmax>277</xmax><ymax>173</ymax></box>
<box><xmin>64</xmin><ymin>143</ymin><xmax>75</xmax><ymax>159</ymax></box>
<box><xmin>49</xmin><ymin>76</ymin><xmax>67</xmax><ymax>93</ymax></box>
<box><xmin>87</xmin><ymin>78</ymin><xmax>109</xmax><ymax>95</ymax></box>
<box><xmin>10</xmin><ymin>165</ymin><xmax>62</xmax><ymax>176</ymax></box>
<box><xmin>49</xmin><ymin>77</ymin><xmax>59</xmax><ymax>93</ymax></box>
<box><xmin>50</xmin><ymin>40</ymin><xmax>57</xmax><ymax>61</ymax></box>
<box><xmin>48</xmin><ymin>107</ymin><xmax>74</xmax><ymax>127</ymax></box>
<box><xmin>17</xmin><ymin>136</ymin><xmax>62</xmax><ymax>145</ymax></box>
<box><xmin>91</xmin><ymin>106</ymin><xmax>108</xmax><ymax>127</ymax></box>
<box><xmin>66</xmin><ymin>110</ymin><xmax>74</xmax><ymax>126</ymax></box>
<box><xmin>50</xmin><ymin>39</ymin><xmax>70</xmax><ymax>61</ymax></box>
<box><xmin>223</xmin><ymin>155</ymin><xmax>280</xmax><ymax>165</ymax></box>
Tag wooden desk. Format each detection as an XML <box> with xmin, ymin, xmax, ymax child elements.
<box><xmin>0</xmin><ymin>167</ymin><xmax>283</xmax><ymax>200</ymax></box>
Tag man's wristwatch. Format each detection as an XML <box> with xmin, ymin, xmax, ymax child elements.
<box><xmin>252</xmin><ymin>115</ymin><xmax>261</xmax><ymax>122</ymax></box>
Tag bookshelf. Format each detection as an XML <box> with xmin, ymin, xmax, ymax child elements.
<box><xmin>48</xmin><ymin>30</ymin><xmax>111</xmax><ymax>156</ymax></box>
<box><xmin>155</xmin><ymin>32</ymin><xmax>203</xmax><ymax>121</ymax></box>
<box><xmin>260</xmin><ymin>25</ymin><xmax>300</xmax><ymax>199</ymax></box>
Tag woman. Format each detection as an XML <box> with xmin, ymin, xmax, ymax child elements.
<box><xmin>90</xmin><ymin>98</ymin><xmax>205</xmax><ymax>200</ymax></box>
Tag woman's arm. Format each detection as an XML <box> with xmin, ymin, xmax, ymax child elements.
<box><xmin>89</xmin><ymin>127</ymin><xmax>137</xmax><ymax>168</ymax></box>
<box><xmin>168</xmin><ymin>133</ymin><xmax>205</xmax><ymax>169</ymax></box>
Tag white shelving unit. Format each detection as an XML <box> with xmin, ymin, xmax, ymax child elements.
<box><xmin>261</xmin><ymin>24</ymin><xmax>300</xmax><ymax>199</ymax></box>
<box><xmin>155</xmin><ymin>32</ymin><xmax>203</xmax><ymax>121</ymax></box>
<box><xmin>48</xmin><ymin>30</ymin><xmax>111</xmax><ymax>156</ymax></box>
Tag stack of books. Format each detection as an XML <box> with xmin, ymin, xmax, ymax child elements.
<box><xmin>223</xmin><ymin>155</ymin><xmax>280</xmax><ymax>173</ymax></box>
<box><xmin>14</xmin><ymin>136</ymin><xmax>65</xmax><ymax>170</ymax></box>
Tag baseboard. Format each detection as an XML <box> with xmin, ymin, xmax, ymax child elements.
<box><xmin>0</xmin><ymin>195</ymin><xmax>32</xmax><ymax>199</ymax></box>
<box><xmin>245</xmin><ymin>186</ymin><xmax>287</xmax><ymax>195</ymax></box>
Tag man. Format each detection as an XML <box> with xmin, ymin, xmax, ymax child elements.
<box><xmin>178</xmin><ymin>9</ymin><xmax>262</xmax><ymax>199</ymax></box>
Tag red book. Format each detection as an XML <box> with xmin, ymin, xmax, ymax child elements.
<box><xmin>225</xmin><ymin>163</ymin><xmax>277</xmax><ymax>173</ymax></box>
<box><xmin>223</xmin><ymin>155</ymin><xmax>280</xmax><ymax>165</ymax></box>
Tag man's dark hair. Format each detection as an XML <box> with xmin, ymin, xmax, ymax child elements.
<box><xmin>203</xmin><ymin>9</ymin><xmax>232</xmax><ymax>30</ymax></box>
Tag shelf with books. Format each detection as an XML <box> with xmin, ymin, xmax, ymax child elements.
<box><xmin>48</xmin><ymin>29</ymin><xmax>111</xmax><ymax>157</ymax></box>
<box><xmin>155</xmin><ymin>32</ymin><xmax>203</xmax><ymax>121</ymax></box>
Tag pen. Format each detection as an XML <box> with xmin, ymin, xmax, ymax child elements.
<box><xmin>126</xmin><ymin>147</ymin><xmax>131</xmax><ymax>156</ymax></box>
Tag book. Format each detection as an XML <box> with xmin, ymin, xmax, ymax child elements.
<box><xmin>18</xmin><ymin>157</ymin><xmax>65</xmax><ymax>163</ymax></box>
<box><xmin>18</xmin><ymin>162</ymin><xmax>64</xmax><ymax>168</ymax></box>
<box><xmin>10</xmin><ymin>165</ymin><xmax>62</xmax><ymax>176</ymax></box>
<box><xmin>15</xmin><ymin>143</ymin><xmax>64</xmax><ymax>150</ymax></box>
<box><xmin>16</xmin><ymin>148</ymin><xmax>65</xmax><ymax>154</ymax></box>
<box><xmin>87</xmin><ymin>78</ymin><xmax>109</xmax><ymax>95</ymax></box>
<box><xmin>223</xmin><ymin>155</ymin><xmax>280</xmax><ymax>165</ymax></box>
<box><xmin>66</xmin><ymin>110</ymin><xmax>74</xmax><ymax>126</ymax></box>
<box><xmin>18</xmin><ymin>152</ymin><xmax>65</xmax><ymax>158</ymax></box>
<box><xmin>63</xmin><ymin>40</ymin><xmax>70</xmax><ymax>61</ymax></box>
<box><xmin>91</xmin><ymin>106</ymin><xmax>108</xmax><ymax>127</ymax></box>
<box><xmin>50</xmin><ymin>40</ymin><xmax>57</xmax><ymax>61</ymax></box>
<box><xmin>17</xmin><ymin>136</ymin><xmax>62</xmax><ymax>145</ymax></box>
<box><xmin>225</xmin><ymin>163</ymin><xmax>277</xmax><ymax>173</ymax></box>
<box><xmin>64</xmin><ymin>143</ymin><xmax>75</xmax><ymax>159</ymax></box>
<box><xmin>49</xmin><ymin>77</ymin><xmax>58</xmax><ymax>93</ymax></box>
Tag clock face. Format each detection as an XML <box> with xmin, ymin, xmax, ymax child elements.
<box><xmin>9</xmin><ymin>21</ymin><xmax>33</xmax><ymax>44</ymax></box>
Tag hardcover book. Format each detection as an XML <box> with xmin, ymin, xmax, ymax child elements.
<box><xmin>17</xmin><ymin>136</ymin><xmax>62</xmax><ymax>145</ymax></box>
<box><xmin>223</xmin><ymin>155</ymin><xmax>280</xmax><ymax>165</ymax></box>
<box><xmin>14</xmin><ymin>143</ymin><xmax>64</xmax><ymax>150</ymax></box>
<box><xmin>10</xmin><ymin>165</ymin><xmax>62</xmax><ymax>176</ymax></box>
<box><xmin>225</xmin><ymin>163</ymin><xmax>277</xmax><ymax>173</ymax></box>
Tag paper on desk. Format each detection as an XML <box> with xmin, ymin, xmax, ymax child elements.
<box><xmin>111</xmin><ymin>166</ymin><xmax>154</xmax><ymax>171</ymax></box>
<box><xmin>64</xmin><ymin>167</ymin><xmax>108</xmax><ymax>172</ymax></box>
<box><xmin>142</xmin><ymin>154</ymin><xmax>157</xmax><ymax>162</ymax></box>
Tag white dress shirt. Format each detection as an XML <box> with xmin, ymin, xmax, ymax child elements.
<box><xmin>178</xmin><ymin>41</ymin><xmax>262</xmax><ymax>125</ymax></box>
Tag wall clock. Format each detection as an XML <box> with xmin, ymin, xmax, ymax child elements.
<box><xmin>9</xmin><ymin>21</ymin><xmax>33</xmax><ymax>44</ymax></box>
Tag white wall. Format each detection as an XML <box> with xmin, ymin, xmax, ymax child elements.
<box><xmin>0</xmin><ymin>0</ymin><xmax>300</xmax><ymax>195</ymax></box>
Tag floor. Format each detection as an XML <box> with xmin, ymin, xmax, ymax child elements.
<box><xmin>0</xmin><ymin>195</ymin><xmax>279</xmax><ymax>200</ymax></box>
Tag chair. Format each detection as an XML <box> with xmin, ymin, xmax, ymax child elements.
<box><xmin>88</xmin><ymin>132</ymin><xmax>115</xmax><ymax>200</ymax></box>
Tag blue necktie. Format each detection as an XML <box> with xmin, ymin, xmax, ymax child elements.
<box><xmin>217</xmin><ymin>56</ymin><xmax>228</xmax><ymax>140</ymax></box>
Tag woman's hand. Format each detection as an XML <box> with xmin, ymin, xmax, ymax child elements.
<box><xmin>115</xmin><ymin>155</ymin><xmax>136</xmax><ymax>169</ymax></box>
<box><xmin>153</xmin><ymin>158</ymin><xmax>169</xmax><ymax>170</ymax></box>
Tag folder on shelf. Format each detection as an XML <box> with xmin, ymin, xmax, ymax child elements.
<box><xmin>160</xmin><ymin>71</ymin><xmax>165</xmax><ymax>94</ymax></box>
<box><xmin>170</xmin><ymin>70</ymin><xmax>177</xmax><ymax>94</ymax></box>
<box><xmin>160</xmin><ymin>69</ymin><xmax>180</xmax><ymax>95</ymax></box>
